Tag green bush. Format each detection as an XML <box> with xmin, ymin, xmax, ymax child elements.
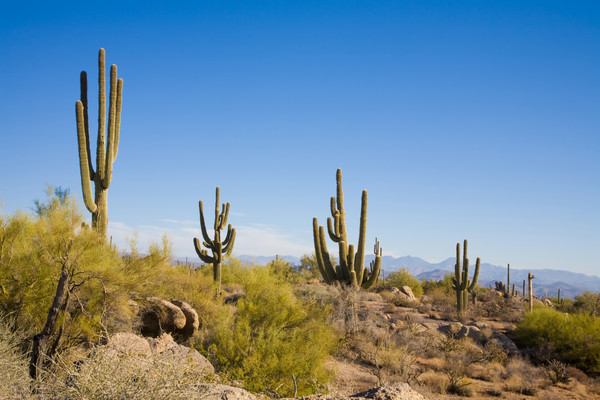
<box><xmin>515</xmin><ymin>307</ymin><xmax>600</xmax><ymax>373</ymax></box>
<box><xmin>422</xmin><ymin>273</ymin><xmax>455</xmax><ymax>295</ymax></box>
<box><xmin>387</xmin><ymin>268</ymin><xmax>423</xmax><ymax>297</ymax></box>
<box><xmin>198</xmin><ymin>267</ymin><xmax>337</xmax><ymax>396</ymax></box>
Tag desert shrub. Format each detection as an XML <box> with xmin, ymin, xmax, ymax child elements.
<box><xmin>0</xmin><ymin>188</ymin><xmax>217</xmax><ymax>360</ymax></box>
<box><xmin>574</xmin><ymin>291</ymin><xmax>600</xmax><ymax>316</ymax></box>
<box><xmin>542</xmin><ymin>359</ymin><xmax>571</xmax><ymax>385</ymax></box>
<box><xmin>199</xmin><ymin>267</ymin><xmax>337</xmax><ymax>397</ymax></box>
<box><xmin>502</xmin><ymin>357</ymin><xmax>547</xmax><ymax>395</ymax></box>
<box><xmin>515</xmin><ymin>307</ymin><xmax>600</xmax><ymax>372</ymax></box>
<box><xmin>387</xmin><ymin>268</ymin><xmax>423</xmax><ymax>298</ymax></box>
<box><xmin>422</xmin><ymin>273</ymin><xmax>454</xmax><ymax>295</ymax></box>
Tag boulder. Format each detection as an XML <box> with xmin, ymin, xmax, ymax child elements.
<box><xmin>400</xmin><ymin>286</ymin><xmax>416</xmax><ymax>301</ymax></box>
<box><xmin>351</xmin><ymin>383</ymin><xmax>427</xmax><ymax>400</ymax></box>
<box><xmin>170</xmin><ymin>299</ymin><xmax>200</xmax><ymax>334</ymax></box>
<box><xmin>147</xmin><ymin>333</ymin><xmax>214</xmax><ymax>375</ymax></box>
<box><xmin>141</xmin><ymin>297</ymin><xmax>197</xmax><ymax>339</ymax></box>
<box><xmin>194</xmin><ymin>384</ymin><xmax>258</xmax><ymax>400</ymax></box>
<box><xmin>106</xmin><ymin>332</ymin><xmax>151</xmax><ymax>356</ymax></box>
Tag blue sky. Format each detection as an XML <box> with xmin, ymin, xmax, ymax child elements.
<box><xmin>1</xmin><ymin>1</ymin><xmax>599</xmax><ymax>275</ymax></box>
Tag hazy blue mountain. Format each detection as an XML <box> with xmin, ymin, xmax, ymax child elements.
<box><xmin>190</xmin><ymin>254</ymin><xmax>600</xmax><ymax>298</ymax></box>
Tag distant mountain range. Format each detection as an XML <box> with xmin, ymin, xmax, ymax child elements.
<box><xmin>176</xmin><ymin>254</ymin><xmax>600</xmax><ymax>299</ymax></box>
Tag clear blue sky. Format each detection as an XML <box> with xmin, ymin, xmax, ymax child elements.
<box><xmin>1</xmin><ymin>1</ymin><xmax>599</xmax><ymax>275</ymax></box>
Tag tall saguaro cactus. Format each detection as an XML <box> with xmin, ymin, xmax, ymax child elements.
<box><xmin>313</xmin><ymin>169</ymin><xmax>380</xmax><ymax>290</ymax></box>
<box><xmin>193</xmin><ymin>187</ymin><xmax>236</xmax><ymax>295</ymax></box>
<box><xmin>452</xmin><ymin>240</ymin><xmax>481</xmax><ymax>315</ymax></box>
<box><xmin>506</xmin><ymin>264</ymin><xmax>511</xmax><ymax>296</ymax></box>
<box><xmin>528</xmin><ymin>272</ymin><xmax>535</xmax><ymax>312</ymax></box>
<box><xmin>75</xmin><ymin>48</ymin><xmax>123</xmax><ymax>238</ymax></box>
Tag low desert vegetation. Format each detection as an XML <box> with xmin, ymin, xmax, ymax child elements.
<box><xmin>2</xmin><ymin>188</ymin><xmax>600</xmax><ymax>399</ymax></box>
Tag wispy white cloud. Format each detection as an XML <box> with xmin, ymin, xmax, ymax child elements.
<box><xmin>107</xmin><ymin>220</ymin><xmax>312</xmax><ymax>258</ymax></box>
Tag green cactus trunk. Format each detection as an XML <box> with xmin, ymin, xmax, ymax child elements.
<box><xmin>523</xmin><ymin>280</ymin><xmax>526</xmax><ymax>298</ymax></box>
<box><xmin>507</xmin><ymin>264</ymin><xmax>511</xmax><ymax>296</ymax></box>
<box><xmin>451</xmin><ymin>240</ymin><xmax>481</xmax><ymax>315</ymax></box>
<box><xmin>528</xmin><ymin>272</ymin><xmax>535</xmax><ymax>312</ymax></box>
<box><xmin>313</xmin><ymin>169</ymin><xmax>381</xmax><ymax>290</ymax></box>
<box><xmin>76</xmin><ymin>48</ymin><xmax>123</xmax><ymax>238</ymax></box>
<box><xmin>194</xmin><ymin>187</ymin><xmax>236</xmax><ymax>296</ymax></box>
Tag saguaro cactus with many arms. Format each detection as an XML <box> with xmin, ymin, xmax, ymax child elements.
<box><xmin>452</xmin><ymin>240</ymin><xmax>481</xmax><ymax>315</ymax></box>
<box><xmin>194</xmin><ymin>187</ymin><xmax>236</xmax><ymax>295</ymax></box>
<box><xmin>75</xmin><ymin>48</ymin><xmax>123</xmax><ymax>238</ymax></box>
<box><xmin>312</xmin><ymin>169</ymin><xmax>381</xmax><ymax>290</ymax></box>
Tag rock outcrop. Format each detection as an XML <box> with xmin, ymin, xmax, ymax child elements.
<box><xmin>139</xmin><ymin>297</ymin><xmax>199</xmax><ymax>340</ymax></box>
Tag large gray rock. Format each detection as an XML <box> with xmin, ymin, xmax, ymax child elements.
<box><xmin>141</xmin><ymin>297</ymin><xmax>198</xmax><ymax>339</ymax></box>
<box><xmin>352</xmin><ymin>384</ymin><xmax>427</xmax><ymax>400</ymax></box>
<box><xmin>294</xmin><ymin>384</ymin><xmax>427</xmax><ymax>400</ymax></box>
<box><xmin>147</xmin><ymin>333</ymin><xmax>214</xmax><ymax>375</ymax></box>
<box><xmin>106</xmin><ymin>332</ymin><xmax>214</xmax><ymax>375</ymax></box>
<box><xmin>400</xmin><ymin>286</ymin><xmax>416</xmax><ymax>301</ymax></box>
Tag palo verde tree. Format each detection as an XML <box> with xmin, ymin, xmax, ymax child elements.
<box><xmin>75</xmin><ymin>48</ymin><xmax>123</xmax><ymax>238</ymax></box>
<box><xmin>193</xmin><ymin>187</ymin><xmax>236</xmax><ymax>295</ymax></box>
<box><xmin>312</xmin><ymin>168</ymin><xmax>381</xmax><ymax>290</ymax></box>
<box><xmin>452</xmin><ymin>239</ymin><xmax>480</xmax><ymax>315</ymax></box>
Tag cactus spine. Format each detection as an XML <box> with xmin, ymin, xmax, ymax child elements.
<box><xmin>313</xmin><ymin>169</ymin><xmax>380</xmax><ymax>290</ymax></box>
<box><xmin>75</xmin><ymin>48</ymin><xmax>123</xmax><ymax>238</ymax></box>
<box><xmin>451</xmin><ymin>240</ymin><xmax>481</xmax><ymax>315</ymax></box>
<box><xmin>528</xmin><ymin>272</ymin><xmax>535</xmax><ymax>312</ymax></box>
<box><xmin>194</xmin><ymin>187</ymin><xmax>236</xmax><ymax>295</ymax></box>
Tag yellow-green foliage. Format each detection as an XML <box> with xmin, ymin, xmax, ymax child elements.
<box><xmin>515</xmin><ymin>307</ymin><xmax>600</xmax><ymax>373</ymax></box>
<box><xmin>199</xmin><ymin>267</ymin><xmax>337</xmax><ymax>397</ymax></box>
<box><xmin>387</xmin><ymin>268</ymin><xmax>423</xmax><ymax>297</ymax></box>
<box><xmin>0</xmin><ymin>188</ymin><xmax>216</xmax><ymax>347</ymax></box>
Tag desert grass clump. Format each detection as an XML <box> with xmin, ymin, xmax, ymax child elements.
<box><xmin>0</xmin><ymin>317</ymin><xmax>30</xmax><ymax>399</ymax></box>
<box><xmin>38</xmin><ymin>346</ymin><xmax>208</xmax><ymax>400</ymax></box>
<box><xmin>502</xmin><ymin>357</ymin><xmax>546</xmax><ymax>395</ymax></box>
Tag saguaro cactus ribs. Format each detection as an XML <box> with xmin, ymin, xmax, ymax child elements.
<box><xmin>313</xmin><ymin>168</ymin><xmax>380</xmax><ymax>290</ymax></box>
<box><xmin>75</xmin><ymin>48</ymin><xmax>123</xmax><ymax>238</ymax></box>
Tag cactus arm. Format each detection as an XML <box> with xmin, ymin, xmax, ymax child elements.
<box><xmin>76</xmin><ymin>101</ymin><xmax>98</xmax><ymax>214</ymax></box>
<box><xmin>313</xmin><ymin>218</ymin><xmax>333</xmax><ymax>284</ymax></box>
<box><xmin>198</xmin><ymin>201</ymin><xmax>214</xmax><ymax>247</ymax></box>
<box><xmin>113</xmin><ymin>78</ymin><xmax>123</xmax><ymax>160</ymax></box>
<box><xmin>468</xmin><ymin>258</ymin><xmax>481</xmax><ymax>291</ymax></box>
<box><xmin>219</xmin><ymin>202</ymin><xmax>230</xmax><ymax>230</ymax></box>
<box><xmin>454</xmin><ymin>242</ymin><xmax>462</xmax><ymax>286</ymax></box>
<box><xmin>213</xmin><ymin>187</ymin><xmax>220</xmax><ymax>230</ymax></box>
<box><xmin>102</xmin><ymin>64</ymin><xmax>118</xmax><ymax>189</ymax></box>
<box><xmin>222</xmin><ymin>229</ymin><xmax>236</xmax><ymax>258</ymax></box>
<box><xmin>362</xmin><ymin>253</ymin><xmax>381</xmax><ymax>289</ymax></box>
<box><xmin>330</xmin><ymin>197</ymin><xmax>337</xmax><ymax>218</ymax></box>
<box><xmin>79</xmin><ymin>71</ymin><xmax>94</xmax><ymax>178</ymax></box>
<box><xmin>194</xmin><ymin>238</ymin><xmax>215</xmax><ymax>264</ymax></box>
<box><xmin>347</xmin><ymin>244</ymin><xmax>355</xmax><ymax>282</ymax></box>
<box><xmin>222</xmin><ymin>224</ymin><xmax>233</xmax><ymax>247</ymax></box>
<box><xmin>319</xmin><ymin>225</ymin><xmax>338</xmax><ymax>281</ymax></box>
<box><xmin>327</xmin><ymin>217</ymin><xmax>341</xmax><ymax>242</ymax></box>
<box><xmin>354</xmin><ymin>190</ymin><xmax>367</xmax><ymax>280</ymax></box>
<box><xmin>96</xmin><ymin>49</ymin><xmax>106</xmax><ymax>183</ymax></box>
<box><xmin>339</xmin><ymin>241</ymin><xmax>350</xmax><ymax>281</ymax></box>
